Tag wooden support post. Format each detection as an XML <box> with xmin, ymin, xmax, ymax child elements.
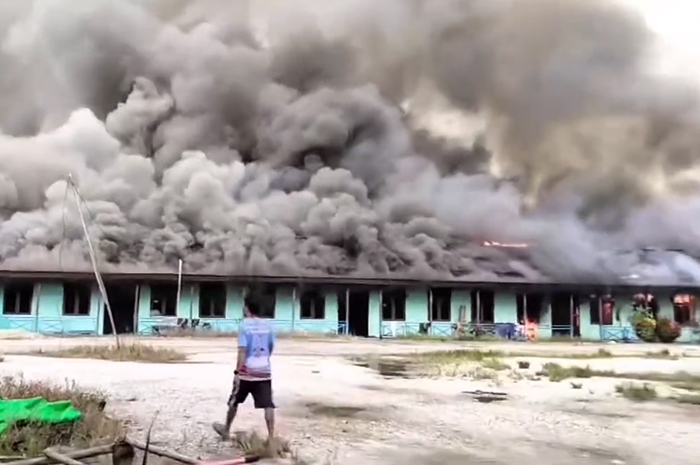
<box><xmin>126</xmin><ymin>440</ymin><xmax>198</xmax><ymax>465</ymax></box>
<box><xmin>6</xmin><ymin>445</ymin><xmax>114</xmax><ymax>465</ymax></box>
<box><xmin>44</xmin><ymin>449</ymin><xmax>88</xmax><ymax>465</ymax></box>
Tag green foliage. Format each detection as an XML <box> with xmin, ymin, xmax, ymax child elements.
<box><xmin>631</xmin><ymin>310</ymin><xmax>657</xmax><ymax>343</ymax></box>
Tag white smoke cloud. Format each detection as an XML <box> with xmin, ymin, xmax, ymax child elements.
<box><xmin>0</xmin><ymin>0</ymin><xmax>699</xmax><ymax>285</ymax></box>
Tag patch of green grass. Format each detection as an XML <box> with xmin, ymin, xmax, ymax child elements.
<box><xmin>643</xmin><ymin>349</ymin><xmax>677</xmax><ymax>360</ymax></box>
<box><xmin>522</xmin><ymin>348</ymin><xmax>677</xmax><ymax>360</ymax></box>
<box><xmin>0</xmin><ymin>376</ymin><xmax>123</xmax><ymax>457</ymax></box>
<box><xmin>618</xmin><ymin>371</ymin><xmax>700</xmax><ymax>384</ymax></box>
<box><xmin>545</xmin><ymin>348</ymin><xmax>614</xmax><ymax>359</ymax></box>
<box><xmin>416</xmin><ymin>349</ymin><xmax>506</xmax><ymax>364</ymax></box>
<box><xmin>468</xmin><ymin>367</ymin><xmax>499</xmax><ymax>380</ymax></box>
<box><xmin>411</xmin><ymin>347</ymin><xmax>678</xmax><ymax>364</ymax></box>
<box><xmin>675</xmin><ymin>394</ymin><xmax>700</xmax><ymax>405</ymax></box>
<box><xmin>615</xmin><ymin>382</ymin><xmax>658</xmax><ymax>402</ymax></box>
<box><xmin>33</xmin><ymin>344</ymin><xmax>186</xmax><ymax>363</ymax></box>
<box><xmin>672</xmin><ymin>381</ymin><xmax>700</xmax><ymax>392</ymax></box>
<box><xmin>537</xmin><ymin>362</ymin><xmax>700</xmax><ymax>385</ymax></box>
<box><xmin>480</xmin><ymin>358</ymin><xmax>510</xmax><ymax>371</ymax></box>
<box><xmin>406</xmin><ymin>350</ymin><xmax>509</xmax><ymax>378</ymax></box>
<box><xmin>538</xmin><ymin>363</ymin><xmax>598</xmax><ymax>382</ymax></box>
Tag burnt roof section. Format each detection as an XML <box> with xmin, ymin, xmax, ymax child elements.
<box><xmin>0</xmin><ymin>269</ymin><xmax>697</xmax><ymax>293</ymax></box>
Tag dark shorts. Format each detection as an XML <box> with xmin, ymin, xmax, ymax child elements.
<box><xmin>229</xmin><ymin>379</ymin><xmax>275</xmax><ymax>409</ymax></box>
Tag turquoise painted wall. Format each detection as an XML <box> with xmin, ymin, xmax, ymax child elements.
<box><xmin>380</xmin><ymin>287</ymin><xmax>426</xmax><ymax>337</ymax></box>
<box><xmin>368</xmin><ymin>290</ymin><xmax>382</xmax><ymax>337</ymax></box>
<box><xmin>575</xmin><ymin>292</ymin><xmax>700</xmax><ymax>342</ymax></box>
<box><xmin>92</xmin><ymin>286</ymin><xmax>105</xmax><ymax>335</ymax></box>
<box><xmin>189</xmin><ymin>284</ymin><xmax>244</xmax><ymax>332</ymax></box>
<box><xmin>3</xmin><ymin>281</ymin><xmax>699</xmax><ymax>341</ymax></box>
<box><xmin>35</xmin><ymin>283</ymin><xmax>98</xmax><ymax>334</ymax></box>
<box><xmin>0</xmin><ymin>283</ymin><xmax>34</xmax><ymax>331</ymax></box>
<box><xmin>406</xmin><ymin>288</ymin><xmax>428</xmax><ymax>322</ymax></box>
<box><xmin>289</xmin><ymin>288</ymin><xmax>341</xmax><ymax>333</ymax></box>
<box><xmin>494</xmin><ymin>291</ymin><xmax>516</xmax><ymax>323</ymax></box>
<box><xmin>137</xmin><ymin>283</ymin><xmax>205</xmax><ymax>334</ymax></box>
<box><xmin>578</xmin><ymin>298</ymin><xmax>600</xmax><ymax>340</ymax></box>
<box><xmin>136</xmin><ymin>284</ymin><xmax>152</xmax><ymax>333</ymax></box>
<box><xmin>270</xmin><ymin>286</ymin><xmax>294</xmax><ymax>332</ymax></box>
<box><xmin>451</xmin><ymin>290</ymin><xmax>471</xmax><ymax>323</ymax></box>
<box><xmin>198</xmin><ymin>284</ymin><xmax>244</xmax><ymax>332</ymax></box>
<box><xmin>225</xmin><ymin>285</ymin><xmax>245</xmax><ymax>319</ymax></box>
<box><xmin>377</xmin><ymin>288</ymin><xmax>472</xmax><ymax>337</ymax></box>
<box><xmin>324</xmin><ymin>290</ymin><xmax>340</xmax><ymax>331</ymax></box>
<box><xmin>0</xmin><ymin>282</ymin><xmax>100</xmax><ymax>334</ymax></box>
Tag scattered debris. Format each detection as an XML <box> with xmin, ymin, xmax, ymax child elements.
<box><xmin>462</xmin><ymin>390</ymin><xmax>508</xmax><ymax>403</ymax></box>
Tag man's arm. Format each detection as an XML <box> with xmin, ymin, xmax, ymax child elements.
<box><xmin>236</xmin><ymin>329</ymin><xmax>247</xmax><ymax>372</ymax></box>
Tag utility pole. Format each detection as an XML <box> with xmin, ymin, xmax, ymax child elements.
<box><xmin>68</xmin><ymin>174</ymin><xmax>121</xmax><ymax>348</ymax></box>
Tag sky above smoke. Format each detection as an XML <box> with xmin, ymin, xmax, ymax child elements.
<box><xmin>1</xmin><ymin>0</ymin><xmax>700</xmax><ymax>285</ymax></box>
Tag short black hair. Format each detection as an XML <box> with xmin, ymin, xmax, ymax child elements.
<box><xmin>244</xmin><ymin>294</ymin><xmax>261</xmax><ymax>316</ymax></box>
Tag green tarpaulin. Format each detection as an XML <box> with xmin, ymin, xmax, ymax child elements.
<box><xmin>0</xmin><ymin>397</ymin><xmax>83</xmax><ymax>434</ymax></box>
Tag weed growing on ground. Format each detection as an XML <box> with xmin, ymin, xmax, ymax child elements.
<box><xmin>33</xmin><ymin>344</ymin><xmax>186</xmax><ymax>363</ymax></box>
<box><xmin>480</xmin><ymin>358</ymin><xmax>510</xmax><ymax>371</ymax></box>
<box><xmin>230</xmin><ymin>430</ymin><xmax>336</xmax><ymax>465</ymax></box>
<box><xmin>417</xmin><ymin>349</ymin><xmax>506</xmax><ymax>363</ymax></box>
<box><xmin>674</xmin><ymin>394</ymin><xmax>700</xmax><ymax>405</ymax></box>
<box><xmin>672</xmin><ymin>381</ymin><xmax>700</xmax><ymax>392</ymax></box>
<box><xmin>230</xmin><ymin>430</ymin><xmax>305</xmax><ymax>461</ymax></box>
<box><xmin>507</xmin><ymin>369</ymin><xmax>525</xmax><ymax>381</ymax></box>
<box><xmin>538</xmin><ymin>363</ymin><xmax>597</xmax><ymax>382</ymax></box>
<box><xmin>0</xmin><ymin>376</ymin><xmax>123</xmax><ymax>457</ymax></box>
<box><xmin>411</xmin><ymin>350</ymin><xmax>508</xmax><ymax>378</ymax></box>
<box><xmin>467</xmin><ymin>367</ymin><xmax>499</xmax><ymax>380</ymax></box>
<box><xmin>645</xmin><ymin>349</ymin><xmax>676</xmax><ymax>359</ymax></box>
<box><xmin>536</xmin><ymin>362</ymin><xmax>700</xmax><ymax>385</ymax></box>
<box><xmin>615</xmin><ymin>383</ymin><xmax>658</xmax><ymax>402</ymax></box>
<box><xmin>410</xmin><ymin>347</ymin><xmax>677</xmax><ymax>365</ymax></box>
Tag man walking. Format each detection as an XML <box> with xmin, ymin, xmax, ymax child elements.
<box><xmin>213</xmin><ymin>295</ymin><xmax>276</xmax><ymax>441</ymax></box>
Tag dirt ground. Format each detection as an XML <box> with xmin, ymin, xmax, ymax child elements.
<box><xmin>2</xmin><ymin>336</ymin><xmax>700</xmax><ymax>465</ymax></box>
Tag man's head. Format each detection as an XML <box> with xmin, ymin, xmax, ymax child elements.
<box><xmin>244</xmin><ymin>294</ymin><xmax>261</xmax><ymax>318</ymax></box>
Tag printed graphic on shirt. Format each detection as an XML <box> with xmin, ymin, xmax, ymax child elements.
<box><xmin>238</xmin><ymin>318</ymin><xmax>275</xmax><ymax>380</ymax></box>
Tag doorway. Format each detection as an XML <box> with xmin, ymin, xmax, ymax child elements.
<box><xmin>571</xmin><ymin>295</ymin><xmax>581</xmax><ymax>337</ymax></box>
<box><xmin>103</xmin><ymin>284</ymin><xmax>138</xmax><ymax>335</ymax></box>
<box><xmin>338</xmin><ymin>290</ymin><xmax>370</xmax><ymax>337</ymax></box>
<box><xmin>550</xmin><ymin>293</ymin><xmax>573</xmax><ymax>337</ymax></box>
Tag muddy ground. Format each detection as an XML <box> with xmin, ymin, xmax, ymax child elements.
<box><xmin>1</xmin><ymin>336</ymin><xmax>700</xmax><ymax>465</ymax></box>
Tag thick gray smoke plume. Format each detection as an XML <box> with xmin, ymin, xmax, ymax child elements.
<box><xmin>1</xmin><ymin>0</ymin><xmax>700</xmax><ymax>285</ymax></box>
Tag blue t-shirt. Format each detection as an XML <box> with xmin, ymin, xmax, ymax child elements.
<box><xmin>238</xmin><ymin>317</ymin><xmax>275</xmax><ymax>380</ymax></box>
